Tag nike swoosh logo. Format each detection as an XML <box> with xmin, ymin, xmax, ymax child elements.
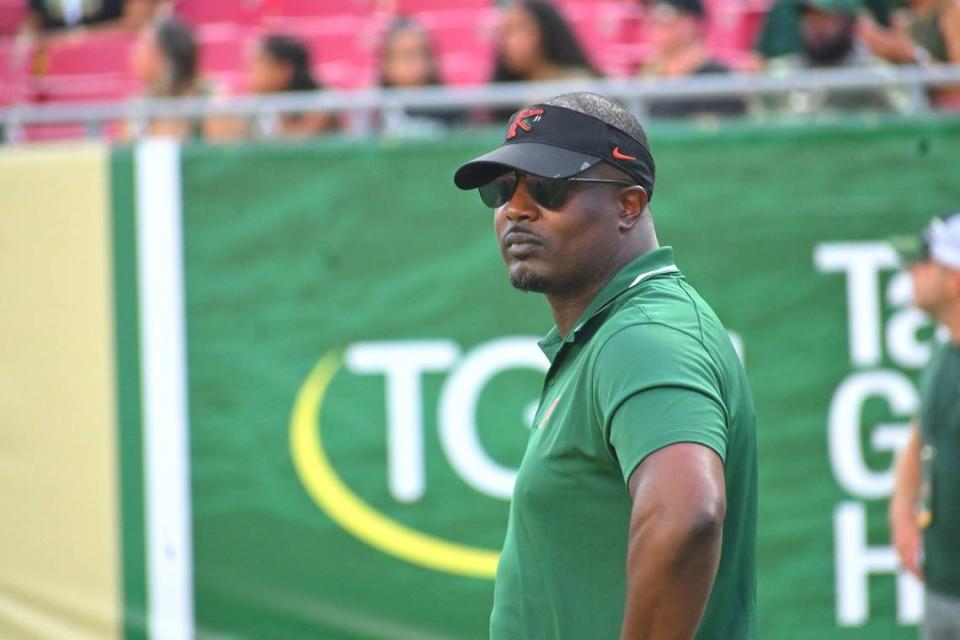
<box><xmin>612</xmin><ymin>146</ymin><xmax>636</xmax><ymax>161</ymax></box>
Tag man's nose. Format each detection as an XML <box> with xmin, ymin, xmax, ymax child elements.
<box><xmin>504</xmin><ymin>178</ymin><xmax>540</xmax><ymax>221</ymax></box>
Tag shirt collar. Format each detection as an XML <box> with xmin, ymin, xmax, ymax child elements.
<box><xmin>537</xmin><ymin>246</ymin><xmax>680</xmax><ymax>360</ymax></box>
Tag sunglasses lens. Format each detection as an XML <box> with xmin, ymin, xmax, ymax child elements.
<box><xmin>479</xmin><ymin>174</ymin><xmax>517</xmax><ymax>208</ymax></box>
<box><xmin>528</xmin><ymin>178</ymin><xmax>569</xmax><ymax>209</ymax></box>
<box><xmin>477</xmin><ymin>173</ymin><xmax>571</xmax><ymax>209</ymax></box>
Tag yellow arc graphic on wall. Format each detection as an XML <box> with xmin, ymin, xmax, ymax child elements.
<box><xmin>289</xmin><ymin>350</ymin><xmax>500</xmax><ymax>579</ymax></box>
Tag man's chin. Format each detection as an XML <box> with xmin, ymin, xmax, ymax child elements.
<box><xmin>509</xmin><ymin>268</ymin><xmax>550</xmax><ymax>293</ymax></box>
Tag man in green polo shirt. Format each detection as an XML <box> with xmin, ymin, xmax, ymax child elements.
<box><xmin>453</xmin><ymin>92</ymin><xmax>757</xmax><ymax>639</ymax></box>
<box><xmin>890</xmin><ymin>214</ymin><xmax>960</xmax><ymax>639</ymax></box>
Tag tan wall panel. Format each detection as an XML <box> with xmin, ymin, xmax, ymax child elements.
<box><xmin>0</xmin><ymin>143</ymin><xmax>121</xmax><ymax>639</ymax></box>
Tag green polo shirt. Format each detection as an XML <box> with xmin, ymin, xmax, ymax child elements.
<box><xmin>919</xmin><ymin>342</ymin><xmax>960</xmax><ymax>597</ymax></box>
<box><xmin>490</xmin><ymin>247</ymin><xmax>757</xmax><ymax>640</ymax></box>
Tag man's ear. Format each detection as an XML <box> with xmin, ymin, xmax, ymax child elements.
<box><xmin>618</xmin><ymin>186</ymin><xmax>649</xmax><ymax>231</ymax></box>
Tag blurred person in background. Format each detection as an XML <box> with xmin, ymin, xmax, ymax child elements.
<box><xmin>762</xmin><ymin>0</ymin><xmax>907</xmax><ymax>114</ymax></box>
<box><xmin>492</xmin><ymin>0</ymin><xmax>598</xmax><ymax>83</ymax></box>
<box><xmin>641</xmin><ymin>0</ymin><xmax>747</xmax><ymax>119</ymax></box>
<box><xmin>247</xmin><ymin>34</ymin><xmax>335</xmax><ymax>137</ymax></box>
<box><xmin>490</xmin><ymin>0</ymin><xmax>599</xmax><ymax>121</ymax></box>
<box><xmin>890</xmin><ymin>213</ymin><xmax>960</xmax><ymax>640</ymax></box>
<box><xmin>16</xmin><ymin>0</ymin><xmax>166</xmax><ymax>78</ymax></box>
<box><xmin>379</xmin><ymin>17</ymin><xmax>442</xmax><ymax>89</ymax></box>
<box><xmin>128</xmin><ymin>15</ymin><xmax>209</xmax><ymax>139</ymax></box>
<box><xmin>796</xmin><ymin>0</ymin><xmax>875</xmax><ymax>67</ymax></box>
<box><xmin>22</xmin><ymin>0</ymin><xmax>163</xmax><ymax>32</ymax></box>
<box><xmin>207</xmin><ymin>34</ymin><xmax>335</xmax><ymax>141</ymax></box>
<box><xmin>856</xmin><ymin>0</ymin><xmax>960</xmax><ymax>107</ymax></box>
<box><xmin>857</xmin><ymin>0</ymin><xmax>960</xmax><ymax>65</ymax></box>
<box><xmin>376</xmin><ymin>16</ymin><xmax>465</xmax><ymax>132</ymax></box>
<box><xmin>755</xmin><ymin>0</ymin><xmax>891</xmax><ymax>59</ymax></box>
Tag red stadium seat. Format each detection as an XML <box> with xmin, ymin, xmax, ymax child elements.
<box><xmin>175</xmin><ymin>0</ymin><xmax>263</xmax><ymax>25</ymax></box>
<box><xmin>197</xmin><ymin>23</ymin><xmax>260</xmax><ymax>73</ymax></box>
<box><xmin>21</xmin><ymin>123</ymin><xmax>91</xmax><ymax>141</ymax></box>
<box><xmin>394</xmin><ymin>0</ymin><xmax>491</xmax><ymax>12</ymax></box>
<box><xmin>32</xmin><ymin>72</ymin><xmax>135</xmax><ymax>101</ymax></box>
<box><xmin>317</xmin><ymin>60</ymin><xmax>373</xmax><ymax>88</ymax></box>
<box><xmin>23</xmin><ymin>30</ymin><xmax>138</xmax><ymax>102</ymax></box>
<box><xmin>262</xmin><ymin>0</ymin><xmax>379</xmax><ymax>18</ymax></box>
<box><xmin>0</xmin><ymin>0</ymin><xmax>25</xmax><ymax>35</ymax></box>
<box><xmin>417</xmin><ymin>8</ymin><xmax>497</xmax><ymax>84</ymax></box>
<box><xmin>704</xmin><ymin>0</ymin><xmax>767</xmax><ymax>68</ymax></box>
<box><xmin>440</xmin><ymin>52</ymin><xmax>491</xmax><ymax>85</ymax></box>
<box><xmin>40</xmin><ymin>29</ymin><xmax>136</xmax><ymax>75</ymax></box>
<box><xmin>18</xmin><ymin>120</ymin><xmax>124</xmax><ymax>142</ymax></box>
<box><xmin>612</xmin><ymin>5</ymin><xmax>652</xmax><ymax>73</ymax></box>
<box><xmin>559</xmin><ymin>1</ymin><xmax>641</xmax><ymax>76</ymax></box>
<box><xmin>417</xmin><ymin>8</ymin><xmax>497</xmax><ymax>51</ymax></box>
<box><xmin>0</xmin><ymin>38</ymin><xmax>24</xmax><ymax>103</ymax></box>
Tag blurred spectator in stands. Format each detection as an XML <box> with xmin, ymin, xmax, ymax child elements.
<box><xmin>23</xmin><ymin>0</ymin><xmax>163</xmax><ymax>32</ymax></box>
<box><xmin>493</xmin><ymin>1</ymin><xmax>597</xmax><ymax>83</ymax></box>
<box><xmin>641</xmin><ymin>0</ymin><xmax>747</xmax><ymax>119</ymax></box>
<box><xmin>376</xmin><ymin>16</ymin><xmax>464</xmax><ymax>133</ymax></box>
<box><xmin>247</xmin><ymin>34</ymin><xmax>335</xmax><ymax>137</ymax></box>
<box><xmin>762</xmin><ymin>0</ymin><xmax>908</xmax><ymax>114</ymax></box>
<box><xmin>127</xmin><ymin>16</ymin><xmax>207</xmax><ymax>139</ymax></box>
<box><xmin>756</xmin><ymin>0</ymin><xmax>891</xmax><ymax>58</ymax></box>
<box><xmin>856</xmin><ymin>0</ymin><xmax>960</xmax><ymax>107</ymax></box>
<box><xmin>17</xmin><ymin>0</ymin><xmax>165</xmax><ymax>77</ymax></box>
<box><xmin>207</xmin><ymin>34</ymin><xmax>334</xmax><ymax>141</ymax></box>
<box><xmin>857</xmin><ymin>0</ymin><xmax>960</xmax><ymax>64</ymax></box>
<box><xmin>490</xmin><ymin>0</ymin><xmax>598</xmax><ymax>121</ymax></box>
<box><xmin>380</xmin><ymin>17</ymin><xmax>443</xmax><ymax>89</ymax></box>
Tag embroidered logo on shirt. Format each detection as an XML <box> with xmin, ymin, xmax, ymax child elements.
<box><xmin>536</xmin><ymin>394</ymin><xmax>563</xmax><ymax>430</ymax></box>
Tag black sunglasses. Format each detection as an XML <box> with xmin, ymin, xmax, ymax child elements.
<box><xmin>478</xmin><ymin>171</ymin><xmax>638</xmax><ymax>209</ymax></box>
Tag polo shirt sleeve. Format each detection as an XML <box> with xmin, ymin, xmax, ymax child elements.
<box><xmin>593</xmin><ymin>323</ymin><xmax>728</xmax><ymax>482</ymax></box>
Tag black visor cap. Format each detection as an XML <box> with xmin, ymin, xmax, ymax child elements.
<box><xmin>453</xmin><ymin>104</ymin><xmax>655</xmax><ymax>200</ymax></box>
<box><xmin>453</xmin><ymin>142</ymin><xmax>602</xmax><ymax>189</ymax></box>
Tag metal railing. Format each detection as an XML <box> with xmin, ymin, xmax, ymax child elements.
<box><xmin>3</xmin><ymin>64</ymin><xmax>960</xmax><ymax>141</ymax></box>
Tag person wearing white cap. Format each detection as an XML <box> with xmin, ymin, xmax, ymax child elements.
<box><xmin>890</xmin><ymin>213</ymin><xmax>960</xmax><ymax>639</ymax></box>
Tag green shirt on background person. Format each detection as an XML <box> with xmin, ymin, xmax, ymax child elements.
<box><xmin>889</xmin><ymin>213</ymin><xmax>960</xmax><ymax>637</ymax></box>
<box><xmin>918</xmin><ymin>342</ymin><xmax>960</xmax><ymax>597</ymax></box>
<box><xmin>490</xmin><ymin>247</ymin><xmax>757</xmax><ymax>639</ymax></box>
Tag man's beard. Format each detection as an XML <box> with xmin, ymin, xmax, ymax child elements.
<box><xmin>510</xmin><ymin>271</ymin><xmax>551</xmax><ymax>292</ymax></box>
<box><xmin>804</xmin><ymin>27</ymin><xmax>854</xmax><ymax>66</ymax></box>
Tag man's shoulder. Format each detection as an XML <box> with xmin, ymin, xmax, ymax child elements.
<box><xmin>603</xmin><ymin>275</ymin><xmax>719</xmax><ymax>345</ymax></box>
<box><xmin>590</xmin><ymin>276</ymin><xmax>742</xmax><ymax>379</ymax></box>
<box><xmin>590</xmin><ymin>307</ymin><xmax>712</xmax><ymax>372</ymax></box>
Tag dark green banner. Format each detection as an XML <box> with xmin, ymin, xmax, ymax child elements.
<box><xmin>162</xmin><ymin>119</ymin><xmax>959</xmax><ymax>639</ymax></box>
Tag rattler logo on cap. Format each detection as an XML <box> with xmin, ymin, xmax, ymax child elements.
<box><xmin>507</xmin><ymin>107</ymin><xmax>544</xmax><ymax>139</ymax></box>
